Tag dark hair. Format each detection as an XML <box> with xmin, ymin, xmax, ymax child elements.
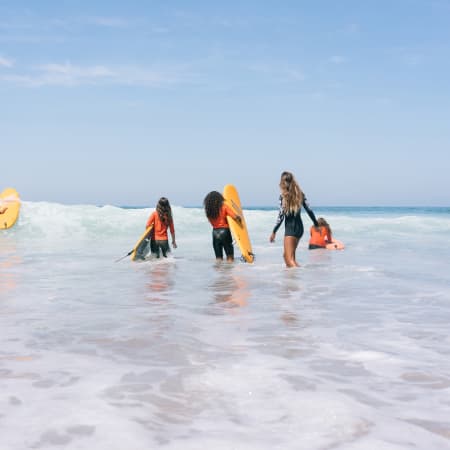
<box><xmin>156</xmin><ymin>197</ymin><xmax>172</xmax><ymax>225</ymax></box>
<box><xmin>203</xmin><ymin>191</ymin><xmax>224</xmax><ymax>220</ymax></box>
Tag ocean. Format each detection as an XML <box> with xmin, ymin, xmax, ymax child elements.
<box><xmin>1</xmin><ymin>202</ymin><xmax>450</xmax><ymax>449</ymax></box>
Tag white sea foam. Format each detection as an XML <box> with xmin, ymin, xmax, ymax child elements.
<box><xmin>1</xmin><ymin>203</ymin><xmax>450</xmax><ymax>449</ymax></box>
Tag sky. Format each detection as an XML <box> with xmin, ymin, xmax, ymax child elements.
<box><xmin>1</xmin><ymin>0</ymin><xmax>449</xmax><ymax>207</ymax></box>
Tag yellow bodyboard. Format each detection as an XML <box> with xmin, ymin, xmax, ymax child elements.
<box><xmin>131</xmin><ymin>225</ymin><xmax>154</xmax><ymax>261</ymax></box>
<box><xmin>223</xmin><ymin>184</ymin><xmax>254</xmax><ymax>263</ymax></box>
<box><xmin>0</xmin><ymin>188</ymin><xmax>21</xmax><ymax>230</ymax></box>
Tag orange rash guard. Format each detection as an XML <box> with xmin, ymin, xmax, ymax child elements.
<box><xmin>208</xmin><ymin>204</ymin><xmax>238</xmax><ymax>229</ymax></box>
<box><xmin>146</xmin><ymin>211</ymin><xmax>175</xmax><ymax>240</ymax></box>
<box><xmin>309</xmin><ymin>225</ymin><xmax>331</xmax><ymax>248</ymax></box>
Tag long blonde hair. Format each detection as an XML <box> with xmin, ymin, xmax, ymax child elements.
<box><xmin>279</xmin><ymin>171</ymin><xmax>304</xmax><ymax>214</ymax></box>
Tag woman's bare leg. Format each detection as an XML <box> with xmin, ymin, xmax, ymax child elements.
<box><xmin>283</xmin><ymin>236</ymin><xmax>299</xmax><ymax>267</ymax></box>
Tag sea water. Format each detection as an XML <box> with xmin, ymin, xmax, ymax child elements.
<box><xmin>1</xmin><ymin>203</ymin><xmax>449</xmax><ymax>450</ymax></box>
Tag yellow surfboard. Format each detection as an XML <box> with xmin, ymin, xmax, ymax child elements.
<box><xmin>131</xmin><ymin>225</ymin><xmax>154</xmax><ymax>261</ymax></box>
<box><xmin>0</xmin><ymin>188</ymin><xmax>21</xmax><ymax>230</ymax></box>
<box><xmin>223</xmin><ymin>184</ymin><xmax>254</xmax><ymax>263</ymax></box>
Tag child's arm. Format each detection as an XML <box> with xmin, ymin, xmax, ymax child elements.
<box><xmin>146</xmin><ymin>211</ymin><xmax>155</xmax><ymax>229</ymax></box>
<box><xmin>169</xmin><ymin>221</ymin><xmax>177</xmax><ymax>248</ymax></box>
<box><xmin>225</xmin><ymin>204</ymin><xmax>241</xmax><ymax>224</ymax></box>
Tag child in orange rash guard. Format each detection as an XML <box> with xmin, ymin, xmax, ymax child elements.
<box><xmin>309</xmin><ymin>217</ymin><xmax>332</xmax><ymax>249</ymax></box>
<box><xmin>146</xmin><ymin>197</ymin><xmax>177</xmax><ymax>258</ymax></box>
<box><xmin>203</xmin><ymin>191</ymin><xmax>241</xmax><ymax>261</ymax></box>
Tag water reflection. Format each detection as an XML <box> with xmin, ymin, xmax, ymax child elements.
<box><xmin>278</xmin><ymin>269</ymin><xmax>304</xmax><ymax>327</ymax></box>
<box><xmin>0</xmin><ymin>241</ymin><xmax>20</xmax><ymax>297</ymax></box>
<box><xmin>145</xmin><ymin>262</ymin><xmax>176</xmax><ymax>302</ymax></box>
<box><xmin>210</xmin><ymin>264</ymin><xmax>250</xmax><ymax>308</ymax></box>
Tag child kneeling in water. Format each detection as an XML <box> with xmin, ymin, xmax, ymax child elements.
<box><xmin>309</xmin><ymin>217</ymin><xmax>344</xmax><ymax>250</ymax></box>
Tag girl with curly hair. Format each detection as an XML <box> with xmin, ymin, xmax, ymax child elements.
<box><xmin>204</xmin><ymin>191</ymin><xmax>241</xmax><ymax>261</ymax></box>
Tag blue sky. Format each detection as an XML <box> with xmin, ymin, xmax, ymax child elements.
<box><xmin>1</xmin><ymin>1</ymin><xmax>449</xmax><ymax>206</ymax></box>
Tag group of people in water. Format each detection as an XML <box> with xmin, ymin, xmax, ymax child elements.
<box><xmin>143</xmin><ymin>171</ymin><xmax>336</xmax><ymax>268</ymax></box>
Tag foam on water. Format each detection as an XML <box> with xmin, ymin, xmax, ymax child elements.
<box><xmin>1</xmin><ymin>202</ymin><xmax>450</xmax><ymax>449</ymax></box>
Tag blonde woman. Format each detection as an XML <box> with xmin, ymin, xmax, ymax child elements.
<box><xmin>269</xmin><ymin>171</ymin><xmax>318</xmax><ymax>267</ymax></box>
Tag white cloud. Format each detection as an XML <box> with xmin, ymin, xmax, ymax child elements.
<box><xmin>329</xmin><ymin>55</ymin><xmax>346</xmax><ymax>64</ymax></box>
<box><xmin>85</xmin><ymin>16</ymin><xmax>129</xmax><ymax>28</ymax></box>
<box><xmin>403</xmin><ymin>53</ymin><xmax>423</xmax><ymax>66</ymax></box>
<box><xmin>248</xmin><ymin>63</ymin><xmax>305</xmax><ymax>83</ymax></box>
<box><xmin>0</xmin><ymin>56</ymin><xmax>14</xmax><ymax>68</ymax></box>
<box><xmin>151</xmin><ymin>26</ymin><xmax>170</xmax><ymax>34</ymax></box>
<box><xmin>375</xmin><ymin>97</ymin><xmax>393</xmax><ymax>105</ymax></box>
<box><xmin>11</xmin><ymin>62</ymin><xmax>116</xmax><ymax>87</ymax></box>
<box><xmin>389</xmin><ymin>47</ymin><xmax>424</xmax><ymax>67</ymax></box>
<box><xmin>311</xmin><ymin>91</ymin><xmax>326</xmax><ymax>101</ymax></box>
<box><xmin>343</xmin><ymin>23</ymin><xmax>360</xmax><ymax>35</ymax></box>
<box><xmin>284</xmin><ymin>68</ymin><xmax>305</xmax><ymax>82</ymax></box>
<box><xmin>0</xmin><ymin>61</ymin><xmax>192</xmax><ymax>87</ymax></box>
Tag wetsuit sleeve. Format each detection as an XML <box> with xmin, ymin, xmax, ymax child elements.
<box><xmin>146</xmin><ymin>211</ymin><xmax>155</xmax><ymax>229</ymax></box>
<box><xmin>302</xmin><ymin>197</ymin><xmax>319</xmax><ymax>227</ymax></box>
<box><xmin>272</xmin><ymin>197</ymin><xmax>285</xmax><ymax>233</ymax></box>
<box><xmin>224</xmin><ymin>204</ymin><xmax>239</xmax><ymax>220</ymax></box>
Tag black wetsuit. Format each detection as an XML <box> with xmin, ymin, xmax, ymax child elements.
<box><xmin>273</xmin><ymin>195</ymin><xmax>318</xmax><ymax>238</ymax></box>
<box><xmin>212</xmin><ymin>228</ymin><xmax>234</xmax><ymax>259</ymax></box>
<box><xmin>150</xmin><ymin>239</ymin><xmax>170</xmax><ymax>258</ymax></box>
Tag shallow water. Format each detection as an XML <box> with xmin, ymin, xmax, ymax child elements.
<box><xmin>1</xmin><ymin>203</ymin><xmax>450</xmax><ymax>449</ymax></box>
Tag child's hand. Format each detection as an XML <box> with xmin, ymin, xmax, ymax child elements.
<box><xmin>172</xmin><ymin>241</ymin><xmax>177</xmax><ymax>249</ymax></box>
<box><xmin>269</xmin><ymin>232</ymin><xmax>276</xmax><ymax>242</ymax></box>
